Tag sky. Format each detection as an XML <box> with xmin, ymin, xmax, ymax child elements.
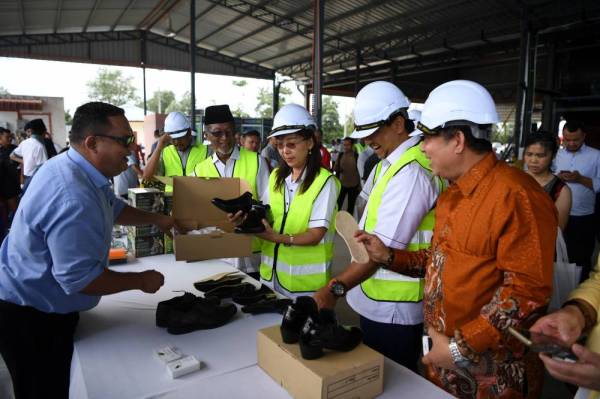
<box><xmin>0</xmin><ymin>56</ymin><xmax>355</xmax><ymax>129</ymax></box>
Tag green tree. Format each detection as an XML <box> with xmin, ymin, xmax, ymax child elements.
<box><xmin>344</xmin><ymin>113</ymin><xmax>354</xmax><ymax>137</ymax></box>
<box><xmin>232</xmin><ymin>106</ymin><xmax>249</xmax><ymax>118</ymax></box>
<box><xmin>321</xmin><ymin>96</ymin><xmax>343</xmax><ymax>143</ymax></box>
<box><xmin>87</xmin><ymin>67</ymin><xmax>138</xmax><ymax>106</ymax></box>
<box><xmin>165</xmin><ymin>91</ymin><xmax>192</xmax><ymax>114</ymax></box>
<box><xmin>65</xmin><ymin>109</ymin><xmax>73</xmax><ymax>124</ymax></box>
<box><xmin>0</xmin><ymin>86</ymin><xmax>9</xmax><ymax>95</ymax></box>
<box><xmin>232</xmin><ymin>80</ymin><xmax>248</xmax><ymax>87</ymax></box>
<box><xmin>255</xmin><ymin>86</ymin><xmax>292</xmax><ymax>118</ymax></box>
<box><xmin>139</xmin><ymin>90</ymin><xmax>176</xmax><ymax>114</ymax></box>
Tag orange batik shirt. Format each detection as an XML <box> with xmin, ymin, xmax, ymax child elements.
<box><xmin>391</xmin><ymin>153</ymin><xmax>557</xmax><ymax>399</ymax></box>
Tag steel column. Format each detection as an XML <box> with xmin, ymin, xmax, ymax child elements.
<box><xmin>513</xmin><ymin>10</ymin><xmax>531</xmax><ymax>159</ymax></box>
<box><xmin>354</xmin><ymin>49</ymin><xmax>361</xmax><ymax>95</ymax></box>
<box><xmin>311</xmin><ymin>0</ymin><xmax>324</xmax><ymax>127</ymax></box>
<box><xmin>541</xmin><ymin>42</ymin><xmax>556</xmax><ymax>133</ymax></box>
<box><xmin>272</xmin><ymin>79</ymin><xmax>280</xmax><ymax>117</ymax></box>
<box><xmin>190</xmin><ymin>0</ymin><xmax>196</xmax><ymax>127</ymax></box>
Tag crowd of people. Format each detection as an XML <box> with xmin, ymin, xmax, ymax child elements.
<box><xmin>0</xmin><ymin>78</ymin><xmax>599</xmax><ymax>399</ymax></box>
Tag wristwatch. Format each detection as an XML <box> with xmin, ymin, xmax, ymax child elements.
<box><xmin>329</xmin><ymin>279</ymin><xmax>347</xmax><ymax>297</ymax></box>
<box><xmin>449</xmin><ymin>338</ymin><xmax>471</xmax><ymax>368</ymax></box>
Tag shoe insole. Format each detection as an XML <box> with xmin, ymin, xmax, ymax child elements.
<box><xmin>194</xmin><ymin>271</ymin><xmax>241</xmax><ymax>284</ymax></box>
<box><xmin>335</xmin><ymin>211</ymin><xmax>370</xmax><ymax>264</ymax></box>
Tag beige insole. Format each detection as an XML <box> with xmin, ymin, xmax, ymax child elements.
<box><xmin>335</xmin><ymin>211</ymin><xmax>370</xmax><ymax>264</ymax></box>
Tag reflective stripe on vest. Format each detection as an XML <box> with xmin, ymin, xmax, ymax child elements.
<box><xmin>194</xmin><ymin>147</ymin><xmax>261</xmax><ymax>252</ymax></box>
<box><xmin>361</xmin><ymin>144</ymin><xmax>438</xmax><ymax>302</ymax></box>
<box><xmin>260</xmin><ymin>168</ymin><xmax>339</xmax><ymax>293</ymax></box>
<box><xmin>163</xmin><ymin>144</ymin><xmax>208</xmax><ymax>192</ymax></box>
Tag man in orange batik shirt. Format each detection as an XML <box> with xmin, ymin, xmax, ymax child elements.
<box><xmin>355</xmin><ymin>80</ymin><xmax>557</xmax><ymax>398</ymax></box>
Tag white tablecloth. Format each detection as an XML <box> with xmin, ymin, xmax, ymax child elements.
<box><xmin>70</xmin><ymin>255</ymin><xmax>454</xmax><ymax>399</ymax></box>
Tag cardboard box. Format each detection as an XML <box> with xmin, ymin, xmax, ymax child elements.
<box><xmin>128</xmin><ymin>233</ymin><xmax>165</xmax><ymax>257</ymax></box>
<box><xmin>172</xmin><ymin>176</ymin><xmax>252</xmax><ymax>261</ymax></box>
<box><xmin>128</xmin><ymin>188</ymin><xmax>164</xmax><ymax>213</ymax></box>
<box><xmin>257</xmin><ymin>325</ymin><xmax>384</xmax><ymax>399</ymax></box>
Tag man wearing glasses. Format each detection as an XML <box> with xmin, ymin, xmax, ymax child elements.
<box><xmin>194</xmin><ymin>104</ymin><xmax>270</xmax><ymax>279</ymax></box>
<box><xmin>0</xmin><ymin>102</ymin><xmax>176</xmax><ymax>398</ymax></box>
<box><xmin>313</xmin><ymin>81</ymin><xmax>443</xmax><ymax>373</ymax></box>
<box><xmin>143</xmin><ymin>111</ymin><xmax>209</xmax><ymax>192</ymax></box>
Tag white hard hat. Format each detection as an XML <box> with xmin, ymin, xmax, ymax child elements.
<box><xmin>408</xmin><ymin>109</ymin><xmax>422</xmax><ymax>137</ymax></box>
<box><xmin>164</xmin><ymin>111</ymin><xmax>196</xmax><ymax>139</ymax></box>
<box><xmin>268</xmin><ymin>104</ymin><xmax>316</xmax><ymax>138</ymax></box>
<box><xmin>418</xmin><ymin>80</ymin><xmax>499</xmax><ymax>139</ymax></box>
<box><xmin>351</xmin><ymin>81</ymin><xmax>411</xmax><ymax>139</ymax></box>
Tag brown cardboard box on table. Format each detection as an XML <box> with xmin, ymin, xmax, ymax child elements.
<box><xmin>257</xmin><ymin>325</ymin><xmax>384</xmax><ymax>399</ymax></box>
<box><xmin>172</xmin><ymin>176</ymin><xmax>252</xmax><ymax>261</ymax></box>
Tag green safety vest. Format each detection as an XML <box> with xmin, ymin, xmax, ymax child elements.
<box><xmin>163</xmin><ymin>144</ymin><xmax>208</xmax><ymax>192</ymax></box>
<box><xmin>260</xmin><ymin>168</ymin><xmax>340</xmax><ymax>293</ymax></box>
<box><xmin>194</xmin><ymin>147</ymin><xmax>261</xmax><ymax>252</ymax></box>
<box><xmin>361</xmin><ymin>144</ymin><xmax>442</xmax><ymax>302</ymax></box>
<box><xmin>353</xmin><ymin>143</ymin><xmax>366</xmax><ymax>153</ymax></box>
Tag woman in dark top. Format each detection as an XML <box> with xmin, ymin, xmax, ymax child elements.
<box><xmin>524</xmin><ymin>131</ymin><xmax>571</xmax><ymax>230</ymax></box>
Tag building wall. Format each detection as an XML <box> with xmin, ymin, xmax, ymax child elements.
<box><xmin>0</xmin><ymin>96</ymin><xmax>66</xmax><ymax>146</ymax></box>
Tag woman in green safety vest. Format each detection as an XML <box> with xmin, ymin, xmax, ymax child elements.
<box><xmin>234</xmin><ymin>104</ymin><xmax>340</xmax><ymax>297</ymax></box>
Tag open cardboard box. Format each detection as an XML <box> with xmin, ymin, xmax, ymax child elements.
<box><xmin>258</xmin><ymin>325</ymin><xmax>384</xmax><ymax>399</ymax></box>
<box><xmin>172</xmin><ymin>176</ymin><xmax>252</xmax><ymax>261</ymax></box>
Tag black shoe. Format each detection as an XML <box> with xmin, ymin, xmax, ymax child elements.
<box><xmin>212</xmin><ymin>192</ymin><xmax>254</xmax><ymax>214</ymax></box>
<box><xmin>280</xmin><ymin>296</ymin><xmax>318</xmax><ymax>344</ymax></box>
<box><xmin>232</xmin><ymin>284</ymin><xmax>276</xmax><ymax>305</ymax></box>
<box><xmin>200</xmin><ymin>282</ymin><xmax>257</xmax><ymax>299</ymax></box>
<box><xmin>241</xmin><ymin>298</ymin><xmax>293</xmax><ymax>314</ymax></box>
<box><xmin>299</xmin><ymin>309</ymin><xmax>363</xmax><ymax>360</ymax></box>
<box><xmin>193</xmin><ymin>276</ymin><xmax>244</xmax><ymax>293</ymax></box>
<box><xmin>156</xmin><ymin>292</ymin><xmax>199</xmax><ymax>328</ymax></box>
<box><xmin>234</xmin><ymin>204</ymin><xmax>270</xmax><ymax>234</ymax></box>
<box><xmin>166</xmin><ymin>300</ymin><xmax>237</xmax><ymax>335</ymax></box>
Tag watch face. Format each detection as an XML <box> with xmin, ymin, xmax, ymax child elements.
<box><xmin>331</xmin><ymin>282</ymin><xmax>345</xmax><ymax>296</ymax></box>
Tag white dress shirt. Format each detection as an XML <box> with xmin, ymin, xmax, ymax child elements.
<box><xmin>554</xmin><ymin>144</ymin><xmax>600</xmax><ymax>216</ymax></box>
<box><xmin>262</xmin><ymin>168</ymin><xmax>339</xmax><ymax>298</ymax></box>
<box><xmin>347</xmin><ymin>136</ymin><xmax>441</xmax><ymax>325</ymax></box>
<box><xmin>12</xmin><ymin>137</ymin><xmax>47</xmax><ymax>176</ymax></box>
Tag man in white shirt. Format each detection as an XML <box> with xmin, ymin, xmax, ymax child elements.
<box><xmin>314</xmin><ymin>81</ymin><xmax>442</xmax><ymax>372</ymax></box>
<box><xmin>554</xmin><ymin>121</ymin><xmax>600</xmax><ymax>281</ymax></box>
<box><xmin>194</xmin><ymin>105</ymin><xmax>270</xmax><ymax>279</ymax></box>
<box><xmin>10</xmin><ymin>121</ymin><xmax>48</xmax><ymax>188</ymax></box>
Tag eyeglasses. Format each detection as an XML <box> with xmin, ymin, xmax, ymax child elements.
<box><xmin>276</xmin><ymin>138</ymin><xmax>307</xmax><ymax>150</ymax></box>
<box><xmin>353</xmin><ymin>108</ymin><xmax>408</xmax><ymax>132</ymax></box>
<box><xmin>95</xmin><ymin>134</ymin><xmax>135</xmax><ymax>147</ymax></box>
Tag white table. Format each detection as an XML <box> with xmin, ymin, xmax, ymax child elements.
<box><xmin>70</xmin><ymin>255</ymin><xmax>454</xmax><ymax>399</ymax></box>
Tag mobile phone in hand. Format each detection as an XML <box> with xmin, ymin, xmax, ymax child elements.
<box><xmin>507</xmin><ymin>327</ymin><xmax>577</xmax><ymax>362</ymax></box>
<box><xmin>559</xmin><ymin>170</ymin><xmax>572</xmax><ymax>174</ymax></box>
<box><xmin>422</xmin><ymin>334</ymin><xmax>433</xmax><ymax>355</ymax></box>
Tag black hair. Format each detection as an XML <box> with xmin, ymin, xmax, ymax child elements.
<box><xmin>342</xmin><ymin>137</ymin><xmax>354</xmax><ymax>144</ymax></box>
<box><xmin>385</xmin><ymin>110</ymin><xmax>415</xmax><ymax>134</ymax></box>
<box><xmin>69</xmin><ymin>102</ymin><xmax>125</xmax><ymax>145</ymax></box>
<box><xmin>524</xmin><ymin>130</ymin><xmax>559</xmax><ymax>157</ymax></box>
<box><xmin>243</xmin><ymin>130</ymin><xmax>260</xmax><ymax>138</ymax></box>
<box><xmin>274</xmin><ymin>128</ymin><xmax>322</xmax><ymax>195</ymax></box>
<box><xmin>154</xmin><ymin>129</ymin><xmax>161</xmax><ymax>137</ymax></box>
<box><xmin>438</xmin><ymin>124</ymin><xmax>492</xmax><ymax>154</ymax></box>
<box><xmin>564</xmin><ymin>120</ymin><xmax>584</xmax><ymax>134</ymax></box>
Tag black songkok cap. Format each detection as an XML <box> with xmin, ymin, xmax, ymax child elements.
<box><xmin>204</xmin><ymin>105</ymin><xmax>234</xmax><ymax>125</ymax></box>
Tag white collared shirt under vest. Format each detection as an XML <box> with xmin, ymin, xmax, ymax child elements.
<box><xmin>347</xmin><ymin>136</ymin><xmax>442</xmax><ymax>325</ymax></box>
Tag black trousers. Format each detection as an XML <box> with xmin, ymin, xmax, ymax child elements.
<box><xmin>0</xmin><ymin>300</ymin><xmax>79</xmax><ymax>399</ymax></box>
<box><xmin>360</xmin><ymin>315</ymin><xmax>423</xmax><ymax>373</ymax></box>
<box><xmin>337</xmin><ymin>185</ymin><xmax>360</xmax><ymax>215</ymax></box>
<box><xmin>564</xmin><ymin>214</ymin><xmax>596</xmax><ymax>282</ymax></box>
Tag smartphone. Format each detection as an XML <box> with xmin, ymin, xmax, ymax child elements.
<box><xmin>559</xmin><ymin>170</ymin><xmax>573</xmax><ymax>174</ymax></box>
<box><xmin>507</xmin><ymin>327</ymin><xmax>577</xmax><ymax>362</ymax></box>
<box><xmin>422</xmin><ymin>334</ymin><xmax>433</xmax><ymax>355</ymax></box>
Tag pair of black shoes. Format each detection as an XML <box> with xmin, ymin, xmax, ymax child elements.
<box><xmin>211</xmin><ymin>192</ymin><xmax>270</xmax><ymax>234</ymax></box>
<box><xmin>280</xmin><ymin>296</ymin><xmax>363</xmax><ymax>360</ymax></box>
<box><xmin>156</xmin><ymin>292</ymin><xmax>237</xmax><ymax>335</ymax></box>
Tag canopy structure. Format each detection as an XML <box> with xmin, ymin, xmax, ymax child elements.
<box><xmin>1</xmin><ymin>0</ymin><xmax>599</xmax><ymax>147</ymax></box>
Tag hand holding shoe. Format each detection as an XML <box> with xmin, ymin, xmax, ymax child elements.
<box><xmin>227</xmin><ymin>210</ymin><xmax>246</xmax><ymax>227</ymax></box>
<box><xmin>139</xmin><ymin>270</ymin><xmax>164</xmax><ymax>293</ymax></box>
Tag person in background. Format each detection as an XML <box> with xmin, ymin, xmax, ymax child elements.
<box><xmin>261</xmin><ymin>136</ymin><xmax>283</xmax><ymax>171</ymax></box>
<box><xmin>10</xmin><ymin>119</ymin><xmax>48</xmax><ymax>189</ymax></box>
<box><xmin>241</xmin><ymin>129</ymin><xmax>261</xmax><ymax>153</ymax></box>
<box><xmin>238</xmin><ymin>104</ymin><xmax>339</xmax><ymax>297</ymax></box>
<box><xmin>555</xmin><ymin>121</ymin><xmax>600</xmax><ymax>282</ymax></box>
<box><xmin>113</xmin><ymin>149</ymin><xmax>143</xmax><ymax>200</ymax></box>
<box><xmin>315</xmin><ymin>129</ymin><xmax>332</xmax><ymax>170</ymax></box>
<box><xmin>524</xmin><ymin>131</ymin><xmax>572</xmax><ymax>230</ymax></box>
<box><xmin>0</xmin><ymin>102</ymin><xmax>174</xmax><ymax>398</ymax></box>
<box><xmin>334</xmin><ymin>137</ymin><xmax>360</xmax><ymax>215</ymax></box>
<box><xmin>0</xmin><ymin>129</ymin><xmax>20</xmax><ymax>217</ymax></box>
<box><xmin>143</xmin><ymin>111</ymin><xmax>209</xmax><ymax>193</ymax></box>
<box><xmin>148</xmin><ymin>129</ymin><xmax>162</xmax><ymax>159</ymax></box>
